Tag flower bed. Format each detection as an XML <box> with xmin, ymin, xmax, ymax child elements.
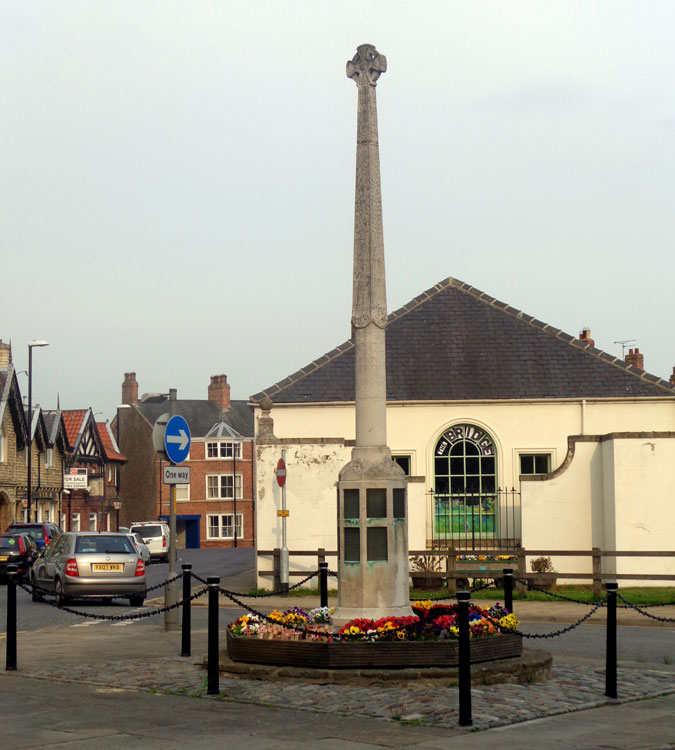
<box><xmin>226</xmin><ymin>601</ymin><xmax>522</xmax><ymax>669</ymax></box>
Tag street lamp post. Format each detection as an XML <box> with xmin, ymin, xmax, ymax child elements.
<box><xmin>27</xmin><ymin>340</ymin><xmax>48</xmax><ymax>523</ymax></box>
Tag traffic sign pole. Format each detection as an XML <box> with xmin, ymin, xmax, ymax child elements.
<box><xmin>278</xmin><ymin>451</ymin><xmax>289</xmax><ymax>595</ymax></box>
<box><xmin>165</xmin><ymin>390</ymin><xmax>180</xmax><ymax>632</ymax></box>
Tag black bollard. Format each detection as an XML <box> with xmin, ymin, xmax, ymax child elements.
<box><xmin>207</xmin><ymin>576</ymin><xmax>220</xmax><ymax>695</ymax></box>
<box><xmin>181</xmin><ymin>564</ymin><xmax>192</xmax><ymax>658</ymax></box>
<box><xmin>605</xmin><ymin>581</ymin><xmax>618</xmax><ymax>699</ymax></box>
<box><xmin>5</xmin><ymin>564</ymin><xmax>18</xmax><ymax>671</ymax></box>
<box><xmin>319</xmin><ymin>562</ymin><xmax>328</xmax><ymax>608</ymax></box>
<box><xmin>457</xmin><ymin>590</ymin><xmax>473</xmax><ymax>726</ymax></box>
<box><xmin>503</xmin><ymin>568</ymin><xmax>514</xmax><ymax>613</ymax></box>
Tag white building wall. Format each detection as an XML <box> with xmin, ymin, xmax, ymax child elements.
<box><xmin>256</xmin><ymin>399</ymin><xmax>675</xmax><ymax>587</ymax></box>
<box><xmin>256</xmin><ymin>441</ymin><xmax>349</xmax><ymax>589</ymax></box>
<box><xmin>521</xmin><ymin>440</ymin><xmax>598</xmax><ymax>578</ymax></box>
<box><xmin>521</xmin><ymin>436</ymin><xmax>675</xmax><ymax>584</ymax></box>
<box><xmin>611</xmin><ymin>437</ymin><xmax>675</xmax><ymax>579</ymax></box>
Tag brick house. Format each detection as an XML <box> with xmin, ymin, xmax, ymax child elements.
<box><xmin>60</xmin><ymin>409</ymin><xmax>126</xmax><ymax>532</ymax></box>
<box><xmin>0</xmin><ymin>340</ymin><xmax>69</xmax><ymax>528</ymax></box>
<box><xmin>40</xmin><ymin>411</ymin><xmax>69</xmax><ymax>528</ymax></box>
<box><xmin>0</xmin><ymin>343</ymin><xmax>29</xmax><ymax>529</ymax></box>
<box><xmin>97</xmin><ymin>421</ymin><xmax>127</xmax><ymax>527</ymax></box>
<box><xmin>24</xmin><ymin>407</ymin><xmax>66</xmax><ymax>526</ymax></box>
<box><xmin>114</xmin><ymin>373</ymin><xmax>254</xmax><ymax>548</ymax></box>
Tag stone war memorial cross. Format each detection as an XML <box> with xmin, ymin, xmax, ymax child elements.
<box><xmin>332</xmin><ymin>45</ymin><xmax>412</xmax><ymax>627</ymax></box>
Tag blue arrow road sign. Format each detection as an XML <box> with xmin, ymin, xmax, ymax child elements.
<box><xmin>164</xmin><ymin>415</ymin><xmax>191</xmax><ymax>464</ymax></box>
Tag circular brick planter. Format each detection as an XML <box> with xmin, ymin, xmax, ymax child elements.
<box><xmin>226</xmin><ymin>630</ymin><xmax>523</xmax><ymax>670</ymax></box>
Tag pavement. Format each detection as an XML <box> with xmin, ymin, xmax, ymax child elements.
<box><xmin>2</xmin><ymin>573</ymin><xmax>675</xmax><ymax>749</ymax></box>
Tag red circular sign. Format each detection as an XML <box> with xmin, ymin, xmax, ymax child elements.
<box><xmin>276</xmin><ymin>458</ymin><xmax>286</xmax><ymax>487</ymax></box>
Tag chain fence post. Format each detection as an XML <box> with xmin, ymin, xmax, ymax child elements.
<box><xmin>516</xmin><ymin>546</ymin><xmax>528</xmax><ymax>595</ymax></box>
<box><xmin>5</xmin><ymin>564</ymin><xmax>18</xmax><ymax>671</ymax></box>
<box><xmin>457</xmin><ymin>590</ymin><xmax>473</xmax><ymax>726</ymax></box>
<box><xmin>207</xmin><ymin>576</ymin><xmax>220</xmax><ymax>695</ymax></box>
<box><xmin>605</xmin><ymin>581</ymin><xmax>618</xmax><ymax>699</ymax></box>
<box><xmin>592</xmin><ymin>547</ymin><xmax>602</xmax><ymax>598</ymax></box>
<box><xmin>319</xmin><ymin>562</ymin><xmax>328</xmax><ymax>608</ymax></box>
<box><xmin>181</xmin><ymin>564</ymin><xmax>192</xmax><ymax>658</ymax></box>
<box><xmin>446</xmin><ymin>548</ymin><xmax>457</xmax><ymax>596</ymax></box>
<box><xmin>503</xmin><ymin>567</ymin><xmax>514</xmax><ymax>613</ymax></box>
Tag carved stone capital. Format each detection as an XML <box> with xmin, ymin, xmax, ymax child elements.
<box><xmin>346</xmin><ymin>44</ymin><xmax>387</xmax><ymax>87</ymax></box>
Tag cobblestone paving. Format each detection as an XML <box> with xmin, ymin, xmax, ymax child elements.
<box><xmin>14</xmin><ymin>657</ymin><xmax>675</xmax><ymax>730</ymax></box>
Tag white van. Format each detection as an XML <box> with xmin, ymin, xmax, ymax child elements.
<box><xmin>129</xmin><ymin>522</ymin><xmax>170</xmax><ymax>562</ymax></box>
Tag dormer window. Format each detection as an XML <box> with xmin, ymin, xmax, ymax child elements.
<box><xmin>206</xmin><ymin>440</ymin><xmax>241</xmax><ymax>459</ymax></box>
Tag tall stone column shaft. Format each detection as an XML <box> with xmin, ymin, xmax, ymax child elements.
<box><xmin>350</xmin><ymin>44</ymin><xmax>388</xmax><ymax>456</ymax></box>
<box><xmin>332</xmin><ymin>45</ymin><xmax>411</xmax><ymax>627</ymax></box>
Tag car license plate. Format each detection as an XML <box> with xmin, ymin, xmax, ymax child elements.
<box><xmin>0</xmin><ymin>555</ymin><xmax>8</xmax><ymax>561</ymax></box>
<box><xmin>92</xmin><ymin>563</ymin><xmax>123</xmax><ymax>571</ymax></box>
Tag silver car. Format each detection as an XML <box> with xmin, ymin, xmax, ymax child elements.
<box><xmin>126</xmin><ymin>532</ymin><xmax>151</xmax><ymax>564</ymax></box>
<box><xmin>31</xmin><ymin>532</ymin><xmax>146</xmax><ymax>607</ymax></box>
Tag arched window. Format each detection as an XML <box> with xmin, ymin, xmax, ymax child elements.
<box><xmin>433</xmin><ymin>424</ymin><xmax>497</xmax><ymax>544</ymax></box>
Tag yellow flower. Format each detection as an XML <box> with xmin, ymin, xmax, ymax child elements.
<box><xmin>396</xmin><ymin>630</ymin><xmax>406</xmax><ymax>640</ymax></box>
<box><xmin>499</xmin><ymin>613</ymin><xmax>520</xmax><ymax>630</ymax></box>
<box><xmin>349</xmin><ymin>625</ymin><xmax>360</xmax><ymax>635</ymax></box>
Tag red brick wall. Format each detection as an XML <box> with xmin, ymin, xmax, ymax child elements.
<box><xmin>162</xmin><ymin>438</ymin><xmax>255</xmax><ymax>548</ymax></box>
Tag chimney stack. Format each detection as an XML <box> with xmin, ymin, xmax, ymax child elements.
<box><xmin>670</xmin><ymin>367</ymin><xmax>675</xmax><ymax>387</ymax></box>
<box><xmin>625</xmin><ymin>348</ymin><xmax>644</xmax><ymax>370</ymax></box>
<box><xmin>122</xmin><ymin>372</ymin><xmax>139</xmax><ymax>405</ymax></box>
<box><xmin>208</xmin><ymin>374</ymin><xmax>230</xmax><ymax>410</ymax></box>
<box><xmin>0</xmin><ymin>340</ymin><xmax>10</xmax><ymax>368</ymax></box>
<box><xmin>578</xmin><ymin>328</ymin><xmax>595</xmax><ymax>348</ymax></box>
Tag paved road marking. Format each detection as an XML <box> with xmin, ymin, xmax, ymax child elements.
<box><xmin>71</xmin><ymin>620</ymin><xmax>102</xmax><ymax>627</ymax></box>
<box><xmin>0</xmin><ymin>630</ymin><xmax>30</xmax><ymax>639</ymax></box>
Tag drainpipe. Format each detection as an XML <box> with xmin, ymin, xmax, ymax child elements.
<box><xmin>581</xmin><ymin>399</ymin><xmax>586</xmax><ymax>435</ymax></box>
<box><xmin>233</xmin><ymin>443</ymin><xmax>237</xmax><ymax>548</ymax></box>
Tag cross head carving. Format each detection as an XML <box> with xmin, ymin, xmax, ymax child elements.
<box><xmin>346</xmin><ymin>44</ymin><xmax>387</xmax><ymax>86</ymax></box>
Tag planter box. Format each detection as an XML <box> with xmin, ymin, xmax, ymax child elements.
<box><xmin>410</xmin><ymin>574</ymin><xmax>443</xmax><ymax>590</ymax></box>
<box><xmin>226</xmin><ymin>630</ymin><xmax>522</xmax><ymax>669</ymax></box>
<box><xmin>529</xmin><ymin>574</ymin><xmax>557</xmax><ymax>590</ymax></box>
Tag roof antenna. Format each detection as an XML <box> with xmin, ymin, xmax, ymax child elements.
<box><xmin>613</xmin><ymin>339</ymin><xmax>636</xmax><ymax>359</ymax></box>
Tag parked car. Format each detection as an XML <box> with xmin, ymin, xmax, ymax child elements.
<box><xmin>4</xmin><ymin>521</ymin><xmax>62</xmax><ymax>549</ymax></box>
<box><xmin>31</xmin><ymin>532</ymin><xmax>146</xmax><ymax>606</ymax></box>
<box><xmin>118</xmin><ymin>526</ymin><xmax>130</xmax><ymax>534</ymax></box>
<box><xmin>0</xmin><ymin>533</ymin><xmax>40</xmax><ymax>581</ymax></box>
<box><xmin>126</xmin><ymin>532</ymin><xmax>150</xmax><ymax>564</ymax></box>
<box><xmin>128</xmin><ymin>522</ymin><xmax>170</xmax><ymax>562</ymax></box>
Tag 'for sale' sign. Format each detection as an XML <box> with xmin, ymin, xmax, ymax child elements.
<box><xmin>64</xmin><ymin>467</ymin><xmax>88</xmax><ymax>489</ymax></box>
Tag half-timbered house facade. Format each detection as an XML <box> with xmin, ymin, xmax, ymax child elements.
<box><xmin>62</xmin><ymin>409</ymin><xmax>113</xmax><ymax>532</ymax></box>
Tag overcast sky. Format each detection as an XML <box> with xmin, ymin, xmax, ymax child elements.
<box><xmin>3</xmin><ymin>1</ymin><xmax>674</xmax><ymax>419</ymax></box>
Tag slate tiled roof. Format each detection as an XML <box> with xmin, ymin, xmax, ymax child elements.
<box><xmin>42</xmin><ymin>410</ymin><xmax>70</xmax><ymax>451</ymax></box>
<box><xmin>135</xmin><ymin>399</ymin><xmax>254</xmax><ymax>439</ymax></box>
<box><xmin>0</xmin><ymin>366</ymin><xmax>27</xmax><ymax>449</ymax></box>
<box><xmin>97</xmin><ymin>422</ymin><xmax>127</xmax><ymax>462</ymax></box>
<box><xmin>23</xmin><ymin>407</ymin><xmax>48</xmax><ymax>450</ymax></box>
<box><xmin>252</xmin><ymin>277</ymin><xmax>675</xmax><ymax>404</ymax></box>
